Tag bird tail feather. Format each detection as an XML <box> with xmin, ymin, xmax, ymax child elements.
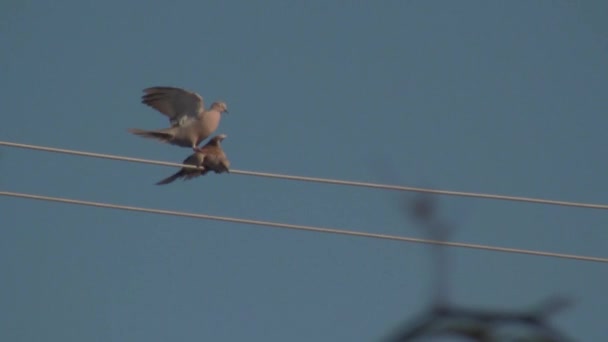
<box><xmin>128</xmin><ymin>128</ymin><xmax>172</xmax><ymax>142</ymax></box>
<box><xmin>156</xmin><ymin>171</ymin><xmax>184</xmax><ymax>185</ymax></box>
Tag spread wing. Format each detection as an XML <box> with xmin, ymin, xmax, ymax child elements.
<box><xmin>141</xmin><ymin>86</ymin><xmax>204</xmax><ymax>126</ymax></box>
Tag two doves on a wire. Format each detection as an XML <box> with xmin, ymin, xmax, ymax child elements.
<box><xmin>128</xmin><ymin>86</ymin><xmax>231</xmax><ymax>185</ymax></box>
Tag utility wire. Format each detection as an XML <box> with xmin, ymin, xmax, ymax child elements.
<box><xmin>1</xmin><ymin>191</ymin><xmax>607</xmax><ymax>263</ymax></box>
<box><xmin>2</xmin><ymin>140</ymin><xmax>608</xmax><ymax>210</ymax></box>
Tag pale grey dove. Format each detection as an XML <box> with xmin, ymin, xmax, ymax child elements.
<box><xmin>129</xmin><ymin>86</ymin><xmax>228</xmax><ymax>152</ymax></box>
<box><xmin>156</xmin><ymin>134</ymin><xmax>230</xmax><ymax>185</ymax></box>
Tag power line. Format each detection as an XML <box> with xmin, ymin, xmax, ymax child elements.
<box><xmin>1</xmin><ymin>191</ymin><xmax>606</xmax><ymax>263</ymax></box>
<box><xmin>2</xmin><ymin>141</ymin><xmax>608</xmax><ymax>210</ymax></box>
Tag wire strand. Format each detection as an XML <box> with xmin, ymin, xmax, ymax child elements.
<box><xmin>1</xmin><ymin>191</ymin><xmax>606</xmax><ymax>263</ymax></box>
<box><xmin>2</xmin><ymin>140</ymin><xmax>608</xmax><ymax>210</ymax></box>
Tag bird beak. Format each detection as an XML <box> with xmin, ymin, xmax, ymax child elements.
<box><xmin>224</xmin><ymin>110</ymin><xmax>229</xmax><ymax>114</ymax></box>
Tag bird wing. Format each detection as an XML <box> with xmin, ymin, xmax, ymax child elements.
<box><xmin>200</xmin><ymin>145</ymin><xmax>224</xmax><ymax>159</ymax></box>
<box><xmin>182</xmin><ymin>152</ymin><xmax>206</xmax><ymax>167</ymax></box>
<box><xmin>198</xmin><ymin>145</ymin><xmax>229</xmax><ymax>173</ymax></box>
<box><xmin>141</xmin><ymin>86</ymin><xmax>204</xmax><ymax>126</ymax></box>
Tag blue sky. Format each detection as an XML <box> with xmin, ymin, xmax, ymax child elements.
<box><xmin>1</xmin><ymin>1</ymin><xmax>607</xmax><ymax>341</ymax></box>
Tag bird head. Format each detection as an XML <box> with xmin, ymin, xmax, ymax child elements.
<box><xmin>210</xmin><ymin>134</ymin><xmax>227</xmax><ymax>145</ymax></box>
<box><xmin>211</xmin><ymin>101</ymin><xmax>229</xmax><ymax>114</ymax></box>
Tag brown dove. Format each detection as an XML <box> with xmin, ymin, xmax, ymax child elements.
<box><xmin>128</xmin><ymin>86</ymin><xmax>228</xmax><ymax>152</ymax></box>
<box><xmin>156</xmin><ymin>134</ymin><xmax>230</xmax><ymax>185</ymax></box>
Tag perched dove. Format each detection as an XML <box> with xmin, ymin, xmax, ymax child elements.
<box><xmin>156</xmin><ymin>134</ymin><xmax>230</xmax><ymax>185</ymax></box>
<box><xmin>128</xmin><ymin>86</ymin><xmax>228</xmax><ymax>152</ymax></box>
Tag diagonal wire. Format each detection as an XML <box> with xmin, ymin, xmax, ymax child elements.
<box><xmin>1</xmin><ymin>191</ymin><xmax>607</xmax><ymax>263</ymax></box>
<box><xmin>2</xmin><ymin>140</ymin><xmax>608</xmax><ymax>210</ymax></box>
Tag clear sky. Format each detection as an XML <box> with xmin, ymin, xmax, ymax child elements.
<box><xmin>1</xmin><ymin>1</ymin><xmax>607</xmax><ymax>341</ymax></box>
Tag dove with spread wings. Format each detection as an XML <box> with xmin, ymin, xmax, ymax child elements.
<box><xmin>129</xmin><ymin>86</ymin><xmax>228</xmax><ymax>152</ymax></box>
